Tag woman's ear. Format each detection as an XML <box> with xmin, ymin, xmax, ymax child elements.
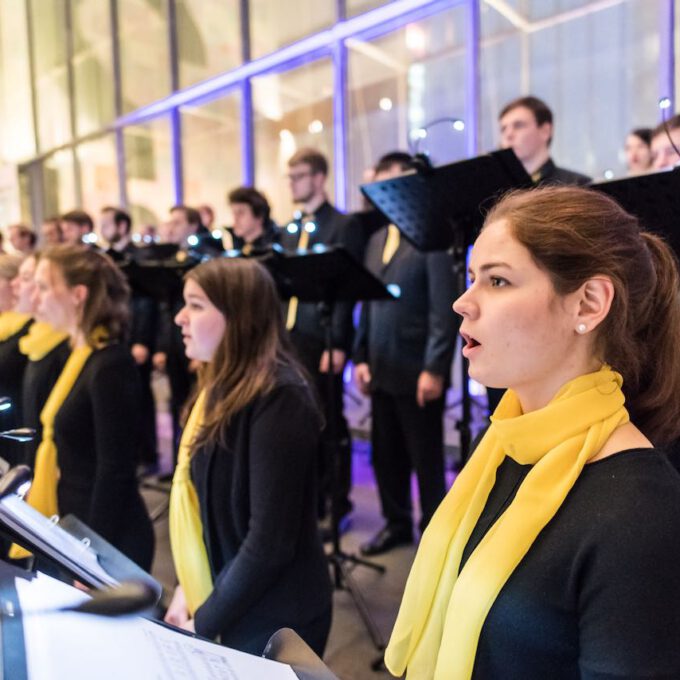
<box><xmin>575</xmin><ymin>276</ymin><xmax>614</xmax><ymax>334</ymax></box>
<box><xmin>70</xmin><ymin>283</ymin><xmax>89</xmax><ymax>309</ymax></box>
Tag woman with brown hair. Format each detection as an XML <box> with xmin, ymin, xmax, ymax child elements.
<box><xmin>20</xmin><ymin>245</ymin><xmax>154</xmax><ymax>569</ymax></box>
<box><xmin>164</xmin><ymin>257</ymin><xmax>332</xmax><ymax>656</ymax></box>
<box><xmin>386</xmin><ymin>186</ymin><xmax>680</xmax><ymax>679</ymax></box>
<box><xmin>0</xmin><ymin>253</ymin><xmax>32</xmax><ymax>466</ymax></box>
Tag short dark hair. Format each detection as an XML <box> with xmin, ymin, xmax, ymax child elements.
<box><xmin>288</xmin><ymin>148</ymin><xmax>328</xmax><ymax>176</ymax></box>
<box><xmin>374</xmin><ymin>151</ymin><xmax>414</xmax><ymax>175</ymax></box>
<box><xmin>651</xmin><ymin>114</ymin><xmax>680</xmax><ymax>141</ymax></box>
<box><xmin>102</xmin><ymin>206</ymin><xmax>132</xmax><ymax>234</ymax></box>
<box><xmin>499</xmin><ymin>95</ymin><xmax>553</xmax><ymax>128</ymax></box>
<box><xmin>10</xmin><ymin>224</ymin><xmax>37</xmax><ymax>248</ymax></box>
<box><xmin>61</xmin><ymin>209</ymin><xmax>94</xmax><ymax>232</ymax></box>
<box><xmin>629</xmin><ymin>128</ymin><xmax>653</xmax><ymax>146</ymax></box>
<box><xmin>228</xmin><ymin>186</ymin><xmax>271</xmax><ymax>224</ymax></box>
<box><xmin>171</xmin><ymin>204</ymin><xmax>202</xmax><ymax>229</ymax></box>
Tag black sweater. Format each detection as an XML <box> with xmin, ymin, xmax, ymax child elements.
<box><xmin>191</xmin><ymin>364</ymin><xmax>332</xmax><ymax>655</ymax></box>
<box><xmin>0</xmin><ymin>321</ymin><xmax>33</xmax><ymax>466</ymax></box>
<box><xmin>53</xmin><ymin>344</ymin><xmax>154</xmax><ymax>570</ymax></box>
<box><xmin>21</xmin><ymin>339</ymin><xmax>70</xmax><ymax>469</ymax></box>
<box><xmin>464</xmin><ymin>448</ymin><xmax>680</xmax><ymax>679</ymax></box>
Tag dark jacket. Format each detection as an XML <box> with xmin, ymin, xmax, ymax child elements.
<box><xmin>21</xmin><ymin>338</ymin><xmax>70</xmax><ymax>469</ymax></box>
<box><xmin>191</xmin><ymin>364</ymin><xmax>332</xmax><ymax>654</ymax></box>
<box><xmin>353</xmin><ymin>227</ymin><xmax>458</xmax><ymax>395</ymax></box>
<box><xmin>0</xmin><ymin>319</ymin><xmax>33</xmax><ymax>466</ymax></box>
<box><xmin>533</xmin><ymin>158</ymin><xmax>591</xmax><ymax>186</ymax></box>
<box><xmin>54</xmin><ymin>344</ymin><xmax>154</xmax><ymax>570</ymax></box>
<box><xmin>279</xmin><ymin>201</ymin><xmax>364</xmax><ymax>355</ymax></box>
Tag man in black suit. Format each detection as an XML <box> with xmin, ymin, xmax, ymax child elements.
<box><xmin>354</xmin><ymin>152</ymin><xmax>458</xmax><ymax>555</ymax></box>
<box><xmin>99</xmin><ymin>206</ymin><xmax>158</xmax><ymax>469</ymax></box>
<box><xmin>279</xmin><ymin>148</ymin><xmax>364</xmax><ymax>529</ymax></box>
<box><xmin>499</xmin><ymin>95</ymin><xmax>591</xmax><ymax>185</ymax></box>
<box><xmin>223</xmin><ymin>186</ymin><xmax>278</xmax><ymax>255</ymax></box>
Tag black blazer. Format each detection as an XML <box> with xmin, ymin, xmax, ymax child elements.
<box><xmin>0</xmin><ymin>320</ymin><xmax>33</xmax><ymax>466</ymax></box>
<box><xmin>54</xmin><ymin>343</ymin><xmax>154</xmax><ymax>570</ymax></box>
<box><xmin>353</xmin><ymin>227</ymin><xmax>459</xmax><ymax>396</ymax></box>
<box><xmin>279</xmin><ymin>201</ymin><xmax>364</xmax><ymax>355</ymax></box>
<box><xmin>21</xmin><ymin>338</ymin><xmax>70</xmax><ymax>469</ymax></box>
<box><xmin>191</xmin><ymin>363</ymin><xmax>332</xmax><ymax>654</ymax></box>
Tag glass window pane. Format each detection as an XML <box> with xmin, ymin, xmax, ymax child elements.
<box><xmin>43</xmin><ymin>149</ymin><xmax>77</xmax><ymax>216</ymax></box>
<box><xmin>347</xmin><ymin>0</ymin><xmax>389</xmax><ymax>18</ymax></box>
<box><xmin>347</xmin><ymin>7</ymin><xmax>469</xmax><ymax>210</ymax></box>
<box><xmin>72</xmin><ymin>0</ymin><xmax>115</xmax><ymax>136</ymax></box>
<box><xmin>0</xmin><ymin>0</ymin><xmax>35</xmax><ymax>160</ymax></box>
<box><xmin>30</xmin><ymin>0</ymin><xmax>71</xmax><ymax>151</ymax></box>
<box><xmin>253</xmin><ymin>59</ymin><xmax>335</xmax><ymax>222</ymax></box>
<box><xmin>118</xmin><ymin>0</ymin><xmax>171</xmax><ymax>114</ymax></box>
<box><xmin>176</xmin><ymin>0</ymin><xmax>241</xmax><ymax>88</ymax></box>
<box><xmin>76</xmin><ymin>135</ymin><xmax>119</xmax><ymax>218</ymax></box>
<box><xmin>124</xmin><ymin>117</ymin><xmax>173</xmax><ymax>229</ymax></box>
<box><xmin>181</xmin><ymin>92</ymin><xmax>243</xmax><ymax>228</ymax></box>
<box><xmin>250</xmin><ymin>0</ymin><xmax>335</xmax><ymax>59</ymax></box>
<box><xmin>480</xmin><ymin>0</ymin><xmax>662</xmax><ymax>179</ymax></box>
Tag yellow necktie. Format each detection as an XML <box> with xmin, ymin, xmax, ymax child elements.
<box><xmin>19</xmin><ymin>322</ymin><xmax>68</xmax><ymax>361</ymax></box>
<box><xmin>385</xmin><ymin>367</ymin><xmax>629</xmax><ymax>679</ymax></box>
<box><xmin>169</xmin><ymin>389</ymin><xmax>213</xmax><ymax>616</ymax></box>
<box><xmin>10</xmin><ymin>345</ymin><xmax>93</xmax><ymax>559</ymax></box>
<box><xmin>285</xmin><ymin>218</ymin><xmax>312</xmax><ymax>331</ymax></box>
<box><xmin>0</xmin><ymin>311</ymin><xmax>31</xmax><ymax>341</ymax></box>
<box><xmin>382</xmin><ymin>224</ymin><xmax>400</xmax><ymax>265</ymax></box>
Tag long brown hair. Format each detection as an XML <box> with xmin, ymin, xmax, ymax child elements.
<box><xmin>42</xmin><ymin>244</ymin><xmax>130</xmax><ymax>344</ymax></box>
<box><xmin>485</xmin><ymin>185</ymin><xmax>680</xmax><ymax>445</ymax></box>
<box><xmin>186</xmin><ymin>257</ymin><xmax>307</xmax><ymax>448</ymax></box>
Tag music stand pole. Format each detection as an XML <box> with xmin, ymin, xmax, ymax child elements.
<box><xmin>317</xmin><ymin>301</ymin><xmax>386</xmax><ymax>654</ymax></box>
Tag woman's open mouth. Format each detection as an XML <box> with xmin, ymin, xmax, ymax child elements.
<box><xmin>461</xmin><ymin>331</ymin><xmax>481</xmax><ymax>357</ymax></box>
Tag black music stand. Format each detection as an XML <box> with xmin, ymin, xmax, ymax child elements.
<box><xmin>360</xmin><ymin>149</ymin><xmax>532</xmax><ymax>460</ymax></box>
<box><xmin>264</xmin><ymin>245</ymin><xmax>396</xmax><ymax>657</ymax></box>
<box><xmin>591</xmin><ymin>166</ymin><xmax>680</xmax><ymax>256</ymax></box>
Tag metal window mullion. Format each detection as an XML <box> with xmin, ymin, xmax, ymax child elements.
<box><xmin>168</xmin><ymin>0</ymin><xmax>183</xmax><ymax>203</ymax></box>
<box><xmin>110</xmin><ymin>0</ymin><xmax>128</xmax><ymax>207</ymax></box>
<box><xmin>333</xmin><ymin>40</ymin><xmax>348</xmax><ymax>210</ymax></box>
<box><xmin>241</xmin><ymin>0</ymin><xmax>254</xmax><ymax>185</ymax></box>
<box><xmin>25</xmin><ymin>0</ymin><xmax>41</xmax><ymax>156</ymax></box>
<box><xmin>659</xmin><ymin>0</ymin><xmax>676</xmax><ymax>117</ymax></box>
<box><xmin>465</xmin><ymin>0</ymin><xmax>480</xmax><ymax>157</ymax></box>
<box><xmin>65</xmin><ymin>0</ymin><xmax>82</xmax><ymax>207</ymax></box>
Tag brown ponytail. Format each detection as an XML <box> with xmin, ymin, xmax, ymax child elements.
<box><xmin>485</xmin><ymin>186</ymin><xmax>680</xmax><ymax>445</ymax></box>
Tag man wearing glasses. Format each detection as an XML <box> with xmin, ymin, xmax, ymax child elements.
<box><xmin>281</xmin><ymin>148</ymin><xmax>364</xmax><ymax>537</ymax></box>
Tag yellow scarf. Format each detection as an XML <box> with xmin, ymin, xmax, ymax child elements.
<box><xmin>385</xmin><ymin>367</ymin><xmax>629</xmax><ymax>679</ymax></box>
<box><xmin>0</xmin><ymin>311</ymin><xmax>31</xmax><ymax>341</ymax></box>
<box><xmin>169</xmin><ymin>389</ymin><xmax>213</xmax><ymax>616</ymax></box>
<box><xmin>9</xmin><ymin>345</ymin><xmax>93</xmax><ymax>559</ymax></box>
<box><xmin>18</xmin><ymin>322</ymin><xmax>68</xmax><ymax>361</ymax></box>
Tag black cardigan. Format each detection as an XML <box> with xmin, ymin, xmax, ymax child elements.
<box><xmin>0</xmin><ymin>320</ymin><xmax>33</xmax><ymax>466</ymax></box>
<box><xmin>53</xmin><ymin>343</ymin><xmax>154</xmax><ymax>570</ymax></box>
<box><xmin>191</xmin><ymin>364</ymin><xmax>333</xmax><ymax>655</ymax></box>
<box><xmin>21</xmin><ymin>339</ymin><xmax>70</xmax><ymax>469</ymax></box>
<box><xmin>464</xmin><ymin>448</ymin><xmax>680</xmax><ymax>679</ymax></box>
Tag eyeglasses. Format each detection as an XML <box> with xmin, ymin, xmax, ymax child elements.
<box><xmin>286</xmin><ymin>171</ymin><xmax>313</xmax><ymax>182</ymax></box>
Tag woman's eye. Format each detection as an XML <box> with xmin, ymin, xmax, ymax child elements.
<box><xmin>490</xmin><ymin>276</ymin><xmax>508</xmax><ymax>287</ymax></box>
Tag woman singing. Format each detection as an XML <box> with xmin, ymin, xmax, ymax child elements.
<box><xmin>386</xmin><ymin>186</ymin><xmax>680</xmax><ymax>679</ymax></box>
<box><xmin>0</xmin><ymin>253</ymin><xmax>32</xmax><ymax>466</ymax></box>
<box><xmin>19</xmin><ymin>245</ymin><xmax>154</xmax><ymax>569</ymax></box>
<box><xmin>164</xmin><ymin>257</ymin><xmax>332</xmax><ymax>656</ymax></box>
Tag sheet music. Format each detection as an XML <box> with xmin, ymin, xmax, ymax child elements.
<box><xmin>17</xmin><ymin>575</ymin><xmax>297</xmax><ymax>680</ymax></box>
<box><xmin>0</xmin><ymin>495</ymin><xmax>117</xmax><ymax>587</ymax></box>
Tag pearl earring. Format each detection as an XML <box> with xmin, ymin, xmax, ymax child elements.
<box><xmin>577</xmin><ymin>323</ymin><xmax>587</xmax><ymax>334</ymax></box>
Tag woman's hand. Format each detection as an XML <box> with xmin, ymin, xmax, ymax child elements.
<box><xmin>164</xmin><ymin>585</ymin><xmax>190</xmax><ymax>627</ymax></box>
<box><xmin>180</xmin><ymin>619</ymin><xmax>196</xmax><ymax>633</ymax></box>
